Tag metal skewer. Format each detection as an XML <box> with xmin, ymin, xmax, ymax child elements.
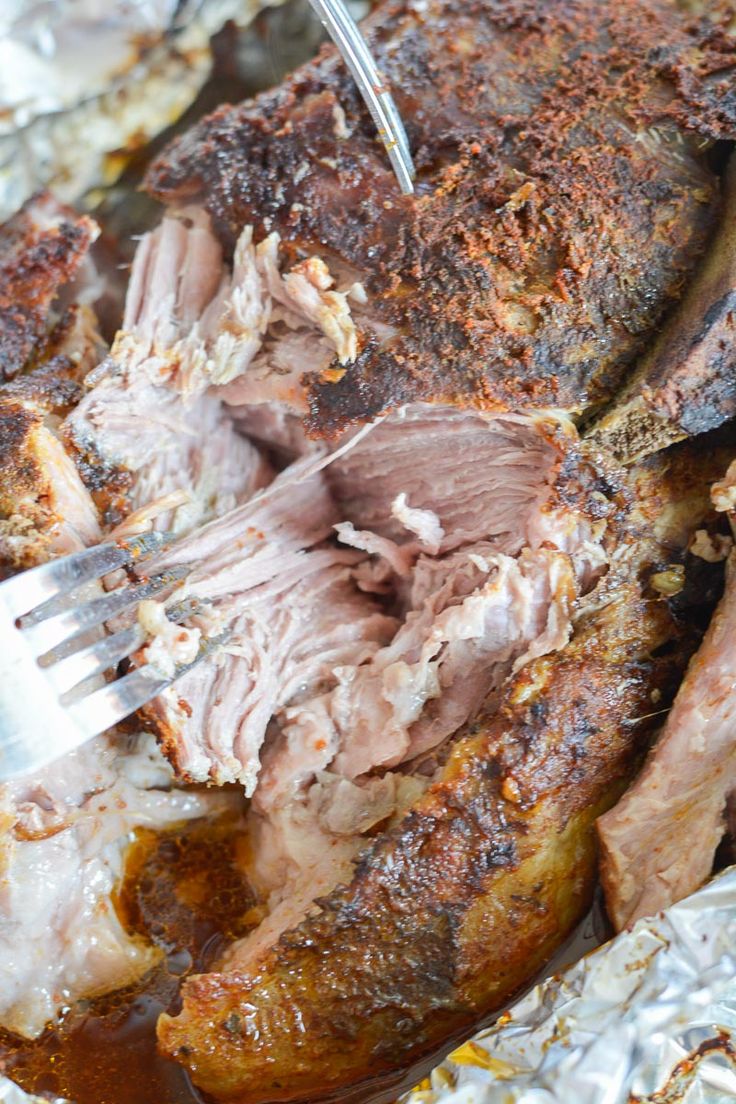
<box><xmin>307</xmin><ymin>0</ymin><xmax>415</xmax><ymax>194</ymax></box>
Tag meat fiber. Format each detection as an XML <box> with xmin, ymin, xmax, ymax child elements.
<box><xmin>327</xmin><ymin>406</ymin><xmax>606</xmax><ymax>567</ymax></box>
<box><xmin>138</xmin><ymin>462</ymin><xmax>398</xmax><ymax>792</ymax></box>
<box><xmin>257</xmin><ymin>545</ymin><xmax>577</xmax><ymax>803</ymax></box>
<box><xmin>158</xmin><ymin>439</ymin><xmax>716</xmax><ymax>1104</ymax></box>
<box><xmin>135</xmin><ymin>401</ymin><xmax>607</xmax><ymax>790</ymax></box>
<box><xmin>0</xmin><ymin>731</ymin><xmax>237</xmax><ymax>1039</ymax></box>
<box><xmin>147</xmin><ymin>0</ymin><xmax>736</xmax><ymax>435</ymax></box>
<box><xmin>598</xmin><ymin>464</ymin><xmax>736</xmax><ymax>930</ymax></box>
<box><xmin>66</xmin><ymin>212</ymin><xmax>273</xmax><ymax>535</ymax></box>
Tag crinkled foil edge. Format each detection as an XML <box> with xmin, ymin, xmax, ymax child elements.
<box><xmin>402</xmin><ymin>866</ymin><xmax>736</xmax><ymax>1104</ymax></box>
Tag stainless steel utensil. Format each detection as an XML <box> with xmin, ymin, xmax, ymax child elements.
<box><xmin>307</xmin><ymin>0</ymin><xmax>415</xmax><ymax>193</ymax></box>
<box><xmin>0</xmin><ymin>534</ymin><xmax>211</xmax><ymax>781</ymax></box>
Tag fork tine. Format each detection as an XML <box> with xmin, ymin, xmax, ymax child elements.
<box><xmin>0</xmin><ymin>544</ymin><xmax>132</xmax><ymax>620</ymax></box>
<box><xmin>66</xmin><ymin>628</ymin><xmax>230</xmax><ymax>739</ymax></box>
<box><xmin>21</xmin><ymin>565</ymin><xmax>189</xmax><ymax>657</ymax></box>
<box><xmin>307</xmin><ymin>0</ymin><xmax>415</xmax><ymax>194</ymax></box>
<box><xmin>46</xmin><ymin>625</ymin><xmax>144</xmax><ymax>696</ymax></box>
<box><xmin>0</xmin><ymin>532</ymin><xmax>172</xmax><ymax>619</ymax></box>
<box><xmin>66</xmin><ymin>666</ymin><xmax>170</xmax><ymax>736</ymax></box>
<box><xmin>323</xmin><ymin>0</ymin><xmax>412</xmax><ymax>162</ymax></box>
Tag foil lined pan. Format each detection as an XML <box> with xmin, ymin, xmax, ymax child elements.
<box><xmin>0</xmin><ymin>0</ymin><xmax>272</xmax><ymax>218</ymax></box>
<box><xmin>402</xmin><ymin>866</ymin><xmax>736</xmax><ymax>1104</ymax></box>
<box><xmin>3</xmin><ymin>869</ymin><xmax>736</xmax><ymax>1103</ymax></box>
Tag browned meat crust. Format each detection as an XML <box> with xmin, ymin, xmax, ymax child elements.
<box><xmin>158</xmin><ymin>476</ymin><xmax>699</xmax><ymax>1103</ymax></box>
<box><xmin>0</xmin><ymin>194</ymin><xmax>97</xmax><ymax>382</ymax></box>
<box><xmin>147</xmin><ymin>0</ymin><xmax>736</xmax><ymax>437</ymax></box>
<box><xmin>586</xmin><ymin>151</ymin><xmax>736</xmax><ymax>463</ymax></box>
<box><xmin>0</xmin><ymin>194</ymin><xmax>108</xmax><ymax>570</ymax></box>
<box><xmin>158</xmin><ymin>589</ymin><xmax>685</xmax><ymax>1103</ymax></box>
<box><xmin>0</xmin><ymin>303</ymin><xmax>105</xmax><ymax>572</ymax></box>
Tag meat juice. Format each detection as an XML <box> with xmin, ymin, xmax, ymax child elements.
<box><xmin>0</xmin><ymin>817</ymin><xmax>256</xmax><ymax>1104</ymax></box>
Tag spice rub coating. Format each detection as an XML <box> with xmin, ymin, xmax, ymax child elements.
<box><xmin>0</xmin><ymin>193</ymin><xmax>97</xmax><ymax>383</ymax></box>
<box><xmin>147</xmin><ymin>0</ymin><xmax>736</xmax><ymax>436</ymax></box>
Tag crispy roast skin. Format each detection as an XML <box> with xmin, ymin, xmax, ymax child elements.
<box><xmin>147</xmin><ymin>0</ymin><xmax>736</xmax><ymax>436</ymax></box>
<box><xmin>158</xmin><ymin>524</ymin><xmax>692</xmax><ymax>1103</ymax></box>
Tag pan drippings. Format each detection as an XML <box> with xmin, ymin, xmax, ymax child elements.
<box><xmin>0</xmin><ymin>815</ymin><xmax>256</xmax><ymax>1104</ymax></box>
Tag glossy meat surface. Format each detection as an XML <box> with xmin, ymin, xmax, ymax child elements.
<box><xmin>147</xmin><ymin>0</ymin><xmax>736</xmax><ymax>435</ymax></box>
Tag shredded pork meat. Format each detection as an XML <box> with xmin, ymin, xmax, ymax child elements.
<box><xmin>327</xmin><ymin>405</ymin><xmax>606</xmax><ymax>567</ymax></box>
<box><xmin>0</xmin><ymin>196</ymin><xmax>615</xmax><ymax>1044</ymax></box>
<box><xmin>140</xmin><ymin>461</ymin><xmax>398</xmax><ymax>792</ymax></box>
<box><xmin>257</xmin><ymin>545</ymin><xmax>576</xmax><ymax>804</ymax></box>
<box><xmin>66</xmin><ymin>213</ymin><xmax>273</xmax><ymax>535</ymax></box>
<box><xmin>131</xmin><ymin>387</ymin><xmax>609</xmax><ymax>965</ymax></box>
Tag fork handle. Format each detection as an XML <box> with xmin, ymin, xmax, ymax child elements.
<box><xmin>0</xmin><ymin>594</ymin><xmax>87</xmax><ymax>780</ymax></box>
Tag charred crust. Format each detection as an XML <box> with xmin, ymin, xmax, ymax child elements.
<box><xmin>63</xmin><ymin>430</ymin><xmax>133</xmax><ymax>526</ymax></box>
<box><xmin>147</xmin><ymin>0</ymin><xmax>736</xmax><ymax>435</ymax></box>
<box><xmin>2</xmin><ymin>357</ymin><xmax>84</xmax><ymax>412</ymax></box>
<box><xmin>0</xmin><ymin>194</ymin><xmax>96</xmax><ymax>382</ymax></box>
<box><xmin>0</xmin><ymin>400</ymin><xmax>51</xmax><ymax>571</ymax></box>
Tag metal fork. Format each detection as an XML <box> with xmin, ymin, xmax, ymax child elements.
<box><xmin>0</xmin><ymin>535</ymin><xmax>208</xmax><ymax>782</ymax></box>
<box><xmin>307</xmin><ymin>0</ymin><xmax>415</xmax><ymax>194</ymax></box>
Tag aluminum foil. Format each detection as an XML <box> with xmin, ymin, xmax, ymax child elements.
<box><xmin>0</xmin><ymin>0</ymin><xmax>273</xmax><ymax>218</ymax></box>
<box><xmin>403</xmin><ymin>866</ymin><xmax>736</xmax><ymax>1104</ymax></box>
<box><xmin>5</xmin><ymin>874</ymin><xmax>734</xmax><ymax>1104</ymax></box>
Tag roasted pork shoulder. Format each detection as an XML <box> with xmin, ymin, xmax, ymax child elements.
<box><xmin>156</xmin><ymin>451</ymin><xmax>701</xmax><ymax>1104</ymax></box>
<box><xmin>147</xmin><ymin>0</ymin><xmax>736</xmax><ymax>436</ymax></box>
<box><xmin>1</xmin><ymin>0</ymin><xmax>736</xmax><ymax>1099</ymax></box>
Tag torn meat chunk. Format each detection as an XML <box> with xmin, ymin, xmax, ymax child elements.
<box><xmin>138</xmin><ymin>401</ymin><xmax>607</xmax><ymax>800</ymax></box>
<box><xmin>0</xmin><ymin>732</ymin><xmax>236</xmax><ymax>1039</ymax></box>
<box><xmin>598</xmin><ymin>546</ymin><xmax>736</xmax><ymax>930</ymax></box>
<box><xmin>66</xmin><ymin>212</ymin><xmax>273</xmax><ymax>534</ymax></box>
<box><xmin>119</xmin><ymin>211</ymin><xmax>357</xmax><ymax>408</ymax></box>
<box><xmin>257</xmin><ymin>545</ymin><xmax>577</xmax><ymax>803</ymax></box>
<box><xmin>327</xmin><ymin>406</ymin><xmax>605</xmax><ymax>563</ymax></box>
<box><xmin>139</xmin><ymin>462</ymin><xmax>397</xmax><ymax>792</ymax></box>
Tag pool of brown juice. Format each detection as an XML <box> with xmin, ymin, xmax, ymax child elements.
<box><xmin>0</xmin><ymin>816</ymin><xmax>258</xmax><ymax>1104</ymax></box>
